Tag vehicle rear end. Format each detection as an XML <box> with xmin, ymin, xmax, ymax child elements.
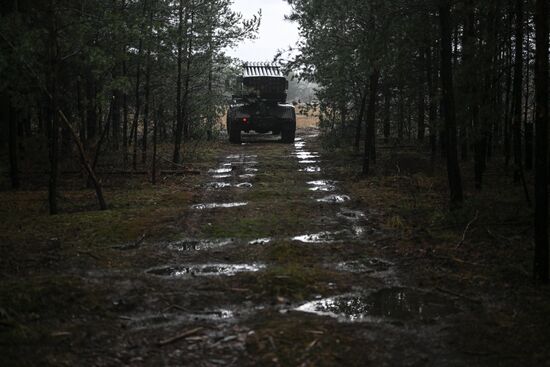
<box><xmin>227</xmin><ymin>63</ymin><xmax>296</xmax><ymax>143</ymax></box>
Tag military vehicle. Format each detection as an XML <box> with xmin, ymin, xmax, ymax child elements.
<box><xmin>227</xmin><ymin>63</ymin><xmax>296</xmax><ymax>144</ymax></box>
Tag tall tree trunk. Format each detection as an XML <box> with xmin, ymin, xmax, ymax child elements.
<box><xmin>47</xmin><ymin>5</ymin><xmax>59</xmax><ymax>215</ymax></box>
<box><xmin>132</xmin><ymin>37</ymin><xmax>143</xmax><ymax>171</ymax></box>
<box><xmin>131</xmin><ymin>0</ymin><xmax>147</xmax><ymax>170</ymax></box>
<box><xmin>512</xmin><ymin>0</ymin><xmax>524</xmax><ymax>183</ymax></box>
<box><xmin>427</xmin><ymin>44</ymin><xmax>438</xmax><ymax>159</ymax></box>
<box><xmin>112</xmin><ymin>89</ymin><xmax>121</xmax><ymax>151</ymax></box>
<box><xmin>85</xmin><ymin>75</ymin><xmax>97</xmax><ymax>145</ymax></box>
<box><xmin>142</xmin><ymin>49</ymin><xmax>151</xmax><ymax>164</ymax></box>
<box><xmin>439</xmin><ymin>0</ymin><xmax>463</xmax><ymax>208</ymax></box>
<box><xmin>354</xmin><ymin>82</ymin><xmax>368</xmax><ymax>150</ymax></box>
<box><xmin>173</xmin><ymin>0</ymin><xmax>185</xmax><ymax>163</ymax></box>
<box><xmin>398</xmin><ymin>84</ymin><xmax>404</xmax><ymax>141</ymax></box>
<box><xmin>383</xmin><ymin>83</ymin><xmax>391</xmax><ymax>144</ymax></box>
<box><xmin>152</xmin><ymin>103</ymin><xmax>160</xmax><ymax>185</ymax></box>
<box><xmin>182</xmin><ymin>7</ymin><xmax>194</xmax><ymax>141</ymax></box>
<box><xmin>122</xmin><ymin>59</ymin><xmax>129</xmax><ymax>167</ymax></box>
<box><xmin>524</xmin><ymin>29</ymin><xmax>533</xmax><ymax>171</ymax></box>
<box><xmin>417</xmin><ymin>50</ymin><xmax>426</xmax><ymax>142</ymax></box>
<box><xmin>362</xmin><ymin>69</ymin><xmax>380</xmax><ymax>175</ymax></box>
<box><xmin>504</xmin><ymin>7</ymin><xmax>513</xmax><ymax>165</ymax></box>
<box><xmin>6</xmin><ymin>101</ymin><xmax>20</xmax><ymax>189</ymax></box>
<box><xmin>534</xmin><ymin>0</ymin><xmax>548</xmax><ymax>283</ymax></box>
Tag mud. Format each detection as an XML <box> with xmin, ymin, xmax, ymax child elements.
<box><xmin>191</xmin><ymin>202</ymin><xmax>248</xmax><ymax>210</ymax></box>
<box><xmin>7</xmin><ymin>127</ymin><xmax>545</xmax><ymax>366</ymax></box>
<box><xmin>126</xmin><ymin>309</ymin><xmax>235</xmax><ymax>331</ymax></box>
<box><xmin>209</xmin><ymin>168</ymin><xmax>233</xmax><ymax>174</ymax></box>
<box><xmin>307</xmin><ymin>180</ymin><xmax>337</xmax><ymax>192</ymax></box>
<box><xmin>295</xmin><ymin>287</ymin><xmax>459</xmax><ymax>323</ymax></box>
<box><xmin>300</xmin><ymin>166</ymin><xmax>321</xmax><ymax>173</ymax></box>
<box><xmin>316</xmin><ymin>194</ymin><xmax>351</xmax><ymax>203</ymax></box>
<box><xmin>166</xmin><ymin>238</ymin><xmax>235</xmax><ymax>251</ymax></box>
<box><xmin>248</xmin><ymin>238</ymin><xmax>271</xmax><ymax>245</ymax></box>
<box><xmin>146</xmin><ymin>263</ymin><xmax>266</xmax><ymax>278</ymax></box>
<box><xmin>205</xmin><ymin>182</ymin><xmax>232</xmax><ymax>189</ymax></box>
<box><xmin>333</xmin><ymin>258</ymin><xmax>393</xmax><ymax>273</ymax></box>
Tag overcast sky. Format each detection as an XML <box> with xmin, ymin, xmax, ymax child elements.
<box><xmin>226</xmin><ymin>0</ymin><xmax>300</xmax><ymax>62</ymax></box>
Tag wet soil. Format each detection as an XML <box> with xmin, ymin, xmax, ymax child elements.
<box><xmin>1</xmin><ymin>128</ymin><xmax>550</xmax><ymax>366</ymax></box>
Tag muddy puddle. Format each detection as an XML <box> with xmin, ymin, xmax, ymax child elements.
<box><xmin>167</xmin><ymin>238</ymin><xmax>235</xmax><ymax>251</ymax></box>
<box><xmin>295</xmin><ymin>288</ymin><xmax>459</xmax><ymax>323</ymax></box>
<box><xmin>239</xmin><ymin>174</ymin><xmax>256</xmax><ymax>179</ymax></box>
<box><xmin>333</xmin><ymin>259</ymin><xmax>393</xmax><ymax>273</ymax></box>
<box><xmin>300</xmin><ymin>166</ymin><xmax>321</xmax><ymax>173</ymax></box>
<box><xmin>191</xmin><ymin>202</ymin><xmax>248</xmax><ymax>210</ymax></box>
<box><xmin>209</xmin><ymin>168</ymin><xmax>233</xmax><ymax>174</ymax></box>
<box><xmin>337</xmin><ymin>208</ymin><xmax>366</xmax><ymax>221</ymax></box>
<box><xmin>205</xmin><ymin>182</ymin><xmax>232</xmax><ymax>189</ymax></box>
<box><xmin>248</xmin><ymin>238</ymin><xmax>272</xmax><ymax>245</ymax></box>
<box><xmin>317</xmin><ymin>194</ymin><xmax>351</xmax><ymax>203</ymax></box>
<box><xmin>212</xmin><ymin>174</ymin><xmax>232</xmax><ymax>179</ymax></box>
<box><xmin>292</xmin><ymin>228</ymin><xmax>365</xmax><ymax>244</ymax></box>
<box><xmin>146</xmin><ymin>263</ymin><xmax>265</xmax><ymax>278</ymax></box>
<box><xmin>236</xmin><ymin>182</ymin><xmax>253</xmax><ymax>189</ymax></box>
<box><xmin>307</xmin><ymin>180</ymin><xmax>337</xmax><ymax>192</ymax></box>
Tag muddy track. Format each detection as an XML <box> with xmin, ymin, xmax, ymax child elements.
<box><xmin>4</xmin><ymin>128</ymin><xmax>507</xmax><ymax>366</ymax></box>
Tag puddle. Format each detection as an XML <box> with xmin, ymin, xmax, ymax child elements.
<box><xmin>205</xmin><ymin>182</ymin><xmax>232</xmax><ymax>189</ymax></box>
<box><xmin>209</xmin><ymin>168</ymin><xmax>233</xmax><ymax>174</ymax></box>
<box><xmin>300</xmin><ymin>166</ymin><xmax>321</xmax><ymax>173</ymax></box>
<box><xmin>245</xmin><ymin>167</ymin><xmax>258</xmax><ymax>172</ymax></box>
<box><xmin>239</xmin><ymin>174</ymin><xmax>256</xmax><ymax>179</ymax></box>
<box><xmin>146</xmin><ymin>263</ymin><xmax>266</xmax><ymax>278</ymax></box>
<box><xmin>337</xmin><ymin>208</ymin><xmax>365</xmax><ymax>221</ymax></box>
<box><xmin>212</xmin><ymin>174</ymin><xmax>232</xmax><ymax>179</ymax></box>
<box><xmin>236</xmin><ymin>182</ymin><xmax>253</xmax><ymax>189</ymax></box>
<box><xmin>127</xmin><ymin>310</ymin><xmax>235</xmax><ymax>330</ymax></box>
<box><xmin>191</xmin><ymin>202</ymin><xmax>248</xmax><ymax>210</ymax></box>
<box><xmin>316</xmin><ymin>194</ymin><xmax>351</xmax><ymax>203</ymax></box>
<box><xmin>295</xmin><ymin>288</ymin><xmax>459</xmax><ymax>322</ymax></box>
<box><xmin>248</xmin><ymin>238</ymin><xmax>271</xmax><ymax>245</ymax></box>
<box><xmin>308</xmin><ymin>180</ymin><xmax>337</xmax><ymax>192</ymax></box>
<box><xmin>334</xmin><ymin>259</ymin><xmax>393</xmax><ymax>273</ymax></box>
<box><xmin>167</xmin><ymin>238</ymin><xmax>235</xmax><ymax>251</ymax></box>
<box><xmin>293</xmin><ymin>151</ymin><xmax>320</xmax><ymax>158</ymax></box>
<box><xmin>292</xmin><ymin>231</ymin><xmax>346</xmax><ymax>244</ymax></box>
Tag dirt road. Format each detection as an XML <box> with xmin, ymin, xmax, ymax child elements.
<box><xmin>2</xmin><ymin>128</ymin><xmax>548</xmax><ymax>366</ymax></box>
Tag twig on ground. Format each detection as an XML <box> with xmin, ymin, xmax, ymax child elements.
<box><xmin>436</xmin><ymin>287</ymin><xmax>482</xmax><ymax>304</ymax></box>
<box><xmin>456</xmin><ymin>211</ymin><xmax>479</xmax><ymax>248</ymax></box>
<box><xmin>157</xmin><ymin>327</ymin><xmax>203</xmax><ymax>347</ymax></box>
<box><xmin>76</xmin><ymin>251</ymin><xmax>101</xmax><ymax>261</ymax></box>
<box><xmin>485</xmin><ymin>227</ymin><xmax>513</xmax><ymax>245</ymax></box>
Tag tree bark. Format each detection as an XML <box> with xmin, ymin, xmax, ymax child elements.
<box><xmin>439</xmin><ymin>0</ymin><xmax>463</xmax><ymax>208</ymax></box>
<box><xmin>362</xmin><ymin>69</ymin><xmax>380</xmax><ymax>175</ymax></box>
<box><xmin>427</xmin><ymin>44</ymin><xmax>438</xmax><ymax>159</ymax></box>
<box><xmin>512</xmin><ymin>0</ymin><xmax>524</xmax><ymax>183</ymax></box>
<box><xmin>383</xmin><ymin>83</ymin><xmax>391</xmax><ymax>144</ymax></box>
<box><xmin>173</xmin><ymin>0</ymin><xmax>185</xmax><ymax>163</ymax></box>
<box><xmin>122</xmin><ymin>59</ymin><xmax>129</xmax><ymax>167</ymax></box>
<box><xmin>7</xmin><ymin>101</ymin><xmax>20</xmax><ymax>189</ymax></box>
<box><xmin>142</xmin><ymin>48</ymin><xmax>151</xmax><ymax>164</ymax></box>
<box><xmin>47</xmin><ymin>5</ymin><xmax>59</xmax><ymax>215</ymax></box>
<box><xmin>534</xmin><ymin>0</ymin><xmax>548</xmax><ymax>283</ymax></box>
<box><xmin>354</xmin><ymin>82</ymin><xmax>369</xmax><ymax>150</ymax></box>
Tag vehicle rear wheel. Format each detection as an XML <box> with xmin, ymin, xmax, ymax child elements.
<box><xmin>229</xmin><ymin>122</ymin><xmax>241</xmax><ymax>144</ymax></box>
<box><xmin>281</xmin><ymin>125</ymin><xmax>295</xmax><ymax>143</ymax></box>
